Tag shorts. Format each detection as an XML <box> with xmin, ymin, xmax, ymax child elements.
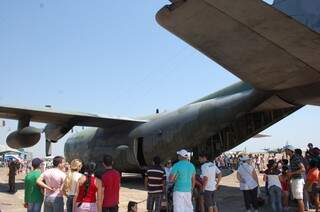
<box><xmin>204</xmin><ymin>190</ymin><xmax>216</xmax><ymax>208</ymax></box>
<box><xmin>311</xmin><ymin>184</ymin><xmax>320</xmax><ymax>196</ymax></box>
<box><xmin>173</xmin><ymin>192</ymin><xmax>193</xmax><ymax>212</ymax></box>
<box><xmin>291</xmin><ymin>178</ymin><xmax>304</xmax><ymax>200</ymax></box>
<box><xmin>75</xmin><ymin>202</ymin><xmax>97</xmax><ymax>212</ymax></box>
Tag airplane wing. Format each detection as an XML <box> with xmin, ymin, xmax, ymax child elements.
<box><xmin>156</xmin><ymin>0</ymin><xmax>320</xmax><ymax>91</ymax></box>
<box><xmin>0</xmin><ymin>105</ymin><xmax>147</xmax><ymax>128</ymax></box>
<box><xmin>253</xmin><ymin>133</ymin><xmax>270</xmax><ymax>138</ymax></box>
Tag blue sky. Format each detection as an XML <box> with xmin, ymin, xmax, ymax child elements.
<box><xmin>1</xmin><ymin>0</ymin><xmax>319</xmax><ymax>157</ymax></box>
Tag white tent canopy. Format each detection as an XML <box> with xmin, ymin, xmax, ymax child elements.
<box><xmin>0</xmin><ymin>144</ymin><xmax>21</xmax><ymax>154</ymax></box>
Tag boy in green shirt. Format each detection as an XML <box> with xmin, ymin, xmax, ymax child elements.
<box><xmin>24</xmin><ymin>158</ymin><xmax>44</xmax><ymax>212</ymax></box>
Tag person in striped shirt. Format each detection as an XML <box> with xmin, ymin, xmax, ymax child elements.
<box><xmin>145</xmin><ymin>156</ymin><xmax>166</xmax><ymax>212</ymax></box>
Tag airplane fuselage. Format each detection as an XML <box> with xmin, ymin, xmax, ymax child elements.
<box><xmin>64</xmin><ymin>83</ymin><xmax>271</xmax><ymax>172</ymax></box>
<box><xmin>65</xmin><ymin>75</ymin><xmax>320</xmax><ymax>173</ymax></box>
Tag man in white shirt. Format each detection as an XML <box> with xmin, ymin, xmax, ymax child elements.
<box><xmin>237</xmin><ymin>156</ymin><xmax>259</xmax><ymax>212</ymax></box>
<box><xmin>199</xmin><ymin>153</ymin><xmax>222</xmax><ymax>212</ymax></box>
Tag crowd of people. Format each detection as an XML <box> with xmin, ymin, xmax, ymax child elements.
<box><xmin>144</xmin><ymin>149</ymin><xmax>222</xmax><ymax>212</ymax></box>
<box><xmin>21</xmin><ymin>149</ymin><xmax>222</xmax><ymax>212</ymax></box>
<box><xmin>144</xmin><ymin>143</ymin><xmax>320</xmax><ymax>212</ymax></box>
<box><xmin>236</xmin><ymin>143</ymin><xmax>320</xmax><ymax>212</ymax></box>
<box><xmin>23</xmin><ymin>154</ymin><xmax>122</xmax><ymax>212</ymax></box>
<box><xmin>5</xmin><ymin>157</ymin><xmax>48</xmax><ymax>194</ymax></box>
<box><xmin>4</xmin><ymin>142</ymin><xmax>320</xmax><ymax>212</ymax></box>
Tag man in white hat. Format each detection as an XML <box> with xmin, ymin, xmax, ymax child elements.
<box><xmin>237</xmin><ymin>155</ymin><xmax>259</xmax><ymax>212</ymax></box>
<box><xmin>283</xmin><ymin>145</ymin><xmax>306</xmax><ymax>212</ymax></box>
<box><xmin>169</xmin><ymin>149</ymin><xmax>196</xmax><ymax>212</ymax></box>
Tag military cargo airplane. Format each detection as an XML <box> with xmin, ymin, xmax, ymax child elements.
<box><xmin>262</xmin><ymin>148</ymin><xmax>283</xmax><ymax>155</ymax></box>
<box><xmin>1</xmin><ymin>0</ymin><xmax>320</xmax><ymax>172</ymax></box>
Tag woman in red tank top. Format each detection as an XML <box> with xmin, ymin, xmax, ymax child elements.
<box><xmin>73</xmin><ymin>163</ymin><xmax>102</xmax><ymax>212</ymax></box>
<box><xmin>279</xmin><ymin>166</ymin><xmax>289</xmax><ymax>211</ymax></box>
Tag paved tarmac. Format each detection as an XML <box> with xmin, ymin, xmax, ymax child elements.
<box><xmin>0</xmin><ymin>167</ymin><xmax>316</xmax><ymax>212</ymax></box>
<box><xmin>0</xmin><ymin>168</ymin><xmax>25</xmax><ymax>212</ymax></box>
<box><xmin>0</xmin><ymin>168</ymin><xmax>149</xmax><ymax>212</ymax></box>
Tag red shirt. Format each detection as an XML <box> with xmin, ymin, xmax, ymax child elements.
<box><xmin>101</xmin><ymin>169</ymin><xmax>120</xmax><ymax>207</ymax></box>
<box><xmin>307</xmin><ymin>168</ymin><xmax>319</xmax><ymax>185</ymax></box>
<box><xmin>76</xmin><ymin>175</ymin><xmax>97</xmax><ymax>203</ymax></box>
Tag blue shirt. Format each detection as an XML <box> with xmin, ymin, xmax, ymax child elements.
<box><xmin>171</xmin><ymin>160</ymin><xmax>196</xmax><ymax>192</ymax></box>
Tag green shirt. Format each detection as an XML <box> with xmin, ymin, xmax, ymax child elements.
<box><xmin>24</xmin><ymin>170</ymin><xmax>43</xmax><ymax>203</ymax></box>
<box><xmin>171</xmin><ymin>160</ymin><xmax>196</xmax><ymax>192</ymax></box>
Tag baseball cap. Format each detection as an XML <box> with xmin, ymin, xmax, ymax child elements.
<box><xmin>283</xmin><ymin>145</ymin><xmax>295</xmax><ymax>152</ymax></box>
<box><xmin>177</xmin><ymin>149</ymin><xmax>189</xmax><ymax>158</ymax></box>
<box><xmin>313</xmin><ymin>147</ymin><xmax>320</xmax><ymax>156</ymax></box>
<box><xmin>32</xmin><ymin>158</ymin><xmax>43</xmax><ymax>167</ymax></box>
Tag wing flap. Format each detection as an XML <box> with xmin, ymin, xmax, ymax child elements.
<box><xmin>156</xmin><ymin>0</ymin><xmax>320</xmax><ymax>90</ymax></box>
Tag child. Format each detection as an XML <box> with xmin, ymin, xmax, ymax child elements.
<box><xmin>264</xmin><ymin>160</ymin><xmax>282</xmax><ymax>212</ymax></box>
<box><xmin>306</xmin><ymin>160</ymin><xmax>319</xmax><ymax>212</ymax></box>
<box><xmin>127</xmin><ymin>201</ymin><xmax>138</xmax><ymax>212</ymax></box>
<box><xmin>279</xmin><ymin>166</ymin><xmax>289</xmax><ymax>211</ymax></box>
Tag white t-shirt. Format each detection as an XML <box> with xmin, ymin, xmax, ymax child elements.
<box><xmin>165</xmin><ymin>167</ymin><xmax>172</xmax><ymax>183</ymax></box>
<box><xmin>67</xmin><ymin>172</ymin><xmax>83</xmax><ymax>195</ymax></box>
<box><xmin>201</xmin><ymin>162</ymin><xmax>221</xmax><ymax>191</ymax></box>
<box><xmin>237</xmin><ymin>163</ymin><xmax>258</xmax><ymax>190</ymax></box>
<box><xmin>266</xmin><ymin>174</ymin><xmax>282</xmax><ymax>189</ymax></box>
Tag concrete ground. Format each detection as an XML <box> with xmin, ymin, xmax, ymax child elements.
<box><xmin>0</xmin><ymin>168</ymin><xmax>26</xmax><ymax>212</ymax></box>
<box><xmin>0</xmin><ymin>167</ymin><xmax>316</xmax><ymax>212</ymax></box>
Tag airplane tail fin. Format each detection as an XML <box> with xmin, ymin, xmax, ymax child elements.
<box><xmin>192</xmin><ymin>81</ymin><xmax>252</xmax><ymax>104</ymax></box>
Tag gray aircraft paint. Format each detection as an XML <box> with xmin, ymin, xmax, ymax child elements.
<box><xmin>65</xmin><ymin>83</ymin><xmax>275</xmax><ymax>172</ymax></box>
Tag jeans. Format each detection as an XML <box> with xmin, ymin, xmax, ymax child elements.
<box><xmin>66</xmin><ymin>195</ymin><xmax>74</xmax><ymax>212</ymax></box>
<box><xmin>147</xmin><ymin>193</ymin><xmax>162</xmax><ymax>212</ymax></box>
<box><xmin>102</xmin><ymin>206</ymin><xmax>118</xmax><ymax>212</ymax></box>
<box><xmin>303</xmin><ymin>185</ymin><xmax>310</xmax><ymax>210</ymax></box>
<box><xmin>44</xmin><ymin>196</ymin><xmax>64</xmax><ymax>212</ymax></box>
<box><xmin>269</xmin><ymin>186</ymin><xmax>283</xmax><ymax>212</ymax></box>
<box><xmin>27</xmin><ymin>202</ymin><xmax>42</xmax><ymax>212</ymax></box>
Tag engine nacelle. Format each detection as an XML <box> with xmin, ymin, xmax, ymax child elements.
<box><xmin>6</xmin><ymin>127</ymin><xmax>41</xmax><ymax>149</ymax></box>
<box><xmin>44</xmin><ymin>124</ymin><xmax>71</xmax><ymax>142</ymax></box>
